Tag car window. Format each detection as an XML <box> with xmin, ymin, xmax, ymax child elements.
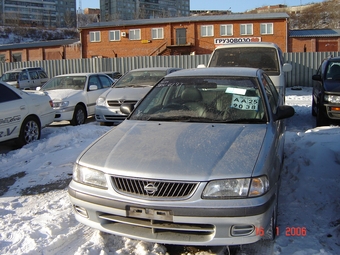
<box><xmin>1</xmin><ymin>72</ymin><xmax>20</xmax><ymax>82</ymax></box>
<box><xmin>98</xmin><ymin>75</ymin><xmax>113</xmax><ymax>88</ymax></box>
<box><xmin>38</xmin><ymin>71</ymin><xmax>48</xmax><ymax>79</ymax></box>
<box><xmin>114</xmin><ymin>70</ymin><xmax>167</xmax><ymax>88</ymax></box>
<box><xmin>326</xmin><ymin>62</ymin><xmax>340</xmax><ymax>80</ymax></box>
<box><xmin>130</xmin><ymin>76</ymin><xmax>267</xmax><ymax>123</ymax></box>
<box><xmin>88</xmin><ymin>76</ymin><xmax>102</xmax><ymax>89</ymax></box>
<box><xmin>262</xmin><ymin>74</ymin><xmax>278</xmax><ymax>114</ymax></box>
<box><xmin>42</xmin><ymin>76</ymin><xmax>86</xmax><ymax>90</ymax></box>
<box><xmin>0</xmin><ymin>84</ymin><xmax>21</xmax><ymax>103</ymax></box>
<box><xmin>29</xmin><ymin>71</ymin><xmax>39</xmax><ymax>80</ymax></box>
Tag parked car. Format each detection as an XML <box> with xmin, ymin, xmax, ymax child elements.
<box><xmin>95</xmin><ymin>67</ymin><xmax>182</xmax><ymax>125</ymax></box>
<box><xmin>102</xmin><ymin>71</ymin><xmax>122</xmax><ymax>80</ymax></box>
<box><xmin>0</xmin><ymin>81</ymin><xmax>54</xmax><ymax>146</ymax></box>
<box><xmin>312</xmin><ymin>56</ymin><xmax>340</xmax><ymax>126</ymax></box>
<box><xmin>198</xmin><ymin>42</ymin><xmax>292</xmax><ymax>99</ymax></box>
<box><xmin>0</xmin><ymin>67</ymin><xmax>49</xmax><ymax>90</ymax></box>
<box><xmin>69</xmin><ymin>67</ymin><xmax>295</xmax><ymax>246</ymax></box>
<box><xmin>39</xmin><ymin>73</ymin><xmax>115</xmax><ymax>126</ymax></box>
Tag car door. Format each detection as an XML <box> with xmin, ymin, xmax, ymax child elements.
<box><xmin>0</xmin><ymin>84</ymin><xmax>28</xmax><ymax>142</ymax></box>
<box><xmin>28</xmin><ymin>71</ymin><xmax>40</xmax><ymax>89</ymax></box>
<box><xmin>86</xmin><ymin>75</ymin><xmax>111</xmax><ymax>115</ymax></box>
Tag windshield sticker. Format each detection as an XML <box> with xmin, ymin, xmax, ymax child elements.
<box><xmin>231</xmin><ymin>95</ymin><xmax>259</xmax><ymax>111</ymax></box>
<box><xmin>157</xmin><ymin>80</ymin><xmax>183</xmax><ymax>88</ymax></box>
<box><xmin>226</xmin><ymin>87</ymin><xmax>247</xmax><ymax>95</ymax></box>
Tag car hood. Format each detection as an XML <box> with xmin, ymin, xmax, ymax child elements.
<box><xmin>104</xmin><ymin>87</ymin><xmax>152</xmax><ymax>101</ymax></box>
<box><xmin>43</xmin><ymin>89</ymin><xmax>82</xmax><ymax>100</ymax></box>
<box><xmin>79</xmin><ymin>120</ymin><xmax>267</xmax><ymax>181</ymax></box>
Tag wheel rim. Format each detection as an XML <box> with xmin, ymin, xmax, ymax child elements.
<box><xmin>76</xmin><ymin>108</ymin><xmax>85</xmax><ymax>124</ymax></box>
<box><xmin>24</xmin><ymin>120</ymin><xmax>39</xmax><ymax>143</ymax></box>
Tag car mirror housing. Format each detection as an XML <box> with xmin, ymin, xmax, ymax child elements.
<box><xmin>120</xmin><ymin>103</ymin><xmax>134</xmax><ymax>115</ymax></box>
<box><xmin>283</xmin><ymin>63</ymin><xmax>292</xmax><ymax>72</ymax></box>
<box><xmin>89</xmin><ymin>85</ymin><xmax>98</xmax><ymax>91</ymax></box>
<box><xmin>312</xmin><ymin>74</ymin><xmax>322</xmax><ymax>81</ymax></box>
<box><xmin>274</xmin><ymin>105</ymin><xmax>295</xmax><ymax>121</ymax></box>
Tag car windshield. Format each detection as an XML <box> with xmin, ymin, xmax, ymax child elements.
<box><xmin>326</xmin><ymin>61</ymin><xmax>340</xmax><ymax>80</ymax></box>
<box><xmin>42</xmin><ymin>76</ymin><xmax>87</xmax><ymax>90</ymax></box>
<box><xmin>130</xmin><ymin>76</ymin><xmax>267</xmax><ymax>123</ymax></box>
<box><xmin>210</xmin><ymin>47</ymin><xmax>280</xmax><ymax>75</ymax></box>
<box><xmin>114</xmin><ymin>70</ymin><xmax>167</xmax><ymax>88</ymax></box>
<box><xmin>1</xmin><ymin>72</ymin><xmax>20</xmax><ymax>82</ymax></box>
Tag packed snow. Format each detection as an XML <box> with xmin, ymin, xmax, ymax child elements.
<box><xmin>1</xmin><ymin>87</ymin><xmax>340</xmax><ymax>255</ymax></box>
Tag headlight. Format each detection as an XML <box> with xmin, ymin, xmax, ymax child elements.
<box><xmin>324</xmin><ymin>95</ymin><xmax>340</xmax><ymax>104</ymax></box>
<box><xmin>73</xmin><ymin>163</ymin><xmax>107</xmax><ymax>189</ymax></box>
<box><xmin>202</xmin><ymin>176</ymin><xmax>269</xmax><ymax>199</ymax></box>
<box><xmin>96</xmin><ymin>97</ymin><xmax>106</xmax><ymax>106</ymax></box>
<box><xmin>53</xmin><ymin>101</ymin><xmax>69</xmax><ymax>108</ymax></box>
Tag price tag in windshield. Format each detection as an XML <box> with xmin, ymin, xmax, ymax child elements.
<box><xmin>231</xmin><ymin>95</ymin><xmax>259</xmax><ymax>111</ymax></box>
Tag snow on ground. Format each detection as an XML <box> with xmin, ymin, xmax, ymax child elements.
<box><xmin>0</xmin><ymin>87</ymin><xmax>340</xmax><ymax>255</ymax></box>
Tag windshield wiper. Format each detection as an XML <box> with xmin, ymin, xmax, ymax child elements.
<box><xmin>223</xmin><ymin>118</ymin><xmax>266</xmax><ymax>124</ymax></box>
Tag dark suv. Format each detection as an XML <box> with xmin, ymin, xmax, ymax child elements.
<box><xmin>312</xmin><ymin>56</ymin><xmax>340</xmax><ymax>126</ymax></box>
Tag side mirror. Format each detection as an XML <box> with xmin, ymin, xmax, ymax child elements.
<box><xmin>89</xmin><ymin>85</ymin><xmax>98</xmax><ymax>91</ymax></box>
<box><xmin>120</xmin><ymin>103</ymin><xmax>135</xmax><ymax>115</ymax></box>
<box><xmin>282</xmin><ymin>63</ymin><xmax>292</xmax><ymax>72</ymax></box>
<box><xmin>274</xmin><ymin>105</ymin><xmax>295</xmax><ymax>120</ymax></box>
<box><xmin>36</xmin><ymin>86</ymin><xmax>41</xmax><ymax>91</ymax></box>
<box><xmin>312</xmin><ymin>74</ymin><xmax>322</xmax><ymax>81</ymax></box>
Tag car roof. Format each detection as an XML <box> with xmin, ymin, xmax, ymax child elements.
<box><xmin>54</xmin><ymin>73</ymin><xmax>106</xmax><ymax>77</ymax></box>
<box><xmin>326</xmin><ymin>56</ymin><xmax>340</xmax><ymax>62</ymax></box>
<box><xmin>165</xmin><ymin>67</ymin><xmax>260</xmax><ymax>78</ymax></box>
<box><xmin>128</xmin><ymin>67</ymin><xmax>181</xmax><ymax>72</ymax></box>
<box><xmin>215</xmin><ymin>42</ymin><xmax>279</xmax><ymax>49</ymax></box>
<box><xmin>6</xmin><ymin>67</ymin><xmax>44</xmax><ymax>72</ymax></box>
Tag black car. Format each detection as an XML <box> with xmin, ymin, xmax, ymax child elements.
<box><xmin>312</xmin><ymin>56</ymin><xmax>340</xmax><ymax>126</ymax></box>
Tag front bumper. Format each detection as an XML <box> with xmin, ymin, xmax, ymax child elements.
<box><xmin>95</xmin><ymin>105</ymin><xmax>127</xmax><ymax>124</ymax></box>
<box><xmin>68</xmin><ymin>183</ymin><xmax>276</xmax><ymax>246</ymax></box>
<box><xmin>54</xmin><ymin>106</ymin><xmax>75</xmax><ymax>121</ymax></box>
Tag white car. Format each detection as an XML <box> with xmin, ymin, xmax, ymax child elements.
<box><xmin>39</xmin><ymin>73</ymin><xmax>115</xmax><ymax>125</ymax></box>
<box><xmin>0</xmin><ymin>81</ymin><xmax>55</xmax><ymax>146</ymax></box>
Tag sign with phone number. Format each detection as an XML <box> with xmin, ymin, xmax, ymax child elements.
<box><xmin>231</xmin><ymin>94</ymin><xmax>259</xmax><ymax>111</ymax></box>
<box><xmin>214</xmin><ymin>37</ymin><xmax>262</xmax><ymax>45</ymax></box>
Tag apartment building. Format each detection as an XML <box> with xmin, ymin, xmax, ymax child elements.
<box><xmin>0</xmin><ymin>0</ymin><xmax>77</xmax><ymax>28</ymax></box>
<box><xmin>100</xmin><ymin>0</ymin><xmax>190</xmax><ymax>21</ymax></box>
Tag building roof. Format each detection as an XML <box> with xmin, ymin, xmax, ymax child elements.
<box><xmin>80</xmin><ymin>13</ymin><xmax>289</xmax><ymax>29</ymax></box>
<box><xmin>290</xmin><ymin>29</ymin><xmax>340</xmax><ymax>37</ymax></box>
<box><xmin>0</xmin><ymin>39</ymin><xmax>80</xmax><ymax>51</ymax></box>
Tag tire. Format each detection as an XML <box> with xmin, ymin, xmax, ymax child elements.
<box><xmin>17</xmin><ymin>116</ymin><xmax>41</xmax><ymax>147</ymax></box>
<box><xmin>70</xmin><ymin>105</ymin><xmax>86</xmax><ymax>126</ymax></box>
<box><xmin>316</xmin><ymin>106</ymin><xmax>329</xmax><ymax>127</ymax></box>
<box><xmin>264</xmin><ymin>186</ymin><xmax>279</xmax><ymax>241</ymax></box>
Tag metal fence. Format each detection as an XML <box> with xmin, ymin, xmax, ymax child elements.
<box><xmin>0</xmin><ymin>52</ymin><xmax>339</xmax><ymax>87</ymax></box>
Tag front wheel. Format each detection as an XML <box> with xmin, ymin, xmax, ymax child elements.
<box><xmin>71</xmin><ymin>105</ymin><xmax>86</xmax><ymax>126</ymax></box>
<box><xmin>17</xmin><ymin>116</ymin><xmax>41</xmax><ymax>147</ymax></box>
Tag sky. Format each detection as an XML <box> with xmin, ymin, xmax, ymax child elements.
<box><xmin>79</xmin><ymin>0</ymin><xmax>325</xmax><ymax>13</ymax></box>
<box><xmin>1</xmin><ymin>87</ymin><xmax>340</xmax><ymax>254</ymax></box>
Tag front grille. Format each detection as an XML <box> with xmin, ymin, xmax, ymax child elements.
<box><xmin>107</xmin><ymin>100</ymin><xmax>138</xmax><ymax>107</ymax></box>
<box><xmin>111</xmin><ymin>176</ymin><xmax>198</xmax><ymax>200</ymax></box>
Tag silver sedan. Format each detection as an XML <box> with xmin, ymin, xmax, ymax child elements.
<box><xmin>69</xmin><ymin>67</ymin><xmax>294</xmax><ymax>246</ymax></box>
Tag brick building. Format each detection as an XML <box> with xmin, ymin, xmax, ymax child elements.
<box><xmin>0</xmin><ymin>39</ymin><xmax>81</xmax><ymax>63</ymax></box>
<box><xmin>78</xmin><ymin>13</ymin><xmax>290</xmax><ymax>58</ymax></box>
<box><xmin>289</xmin><ymin>29</ymin><xmax>340</xmax><ymax>52</ymax></box>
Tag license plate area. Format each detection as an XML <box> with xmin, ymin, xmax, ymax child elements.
<box><xmin>127</xmin><ymin>206</ymin><xmax>173</xmax><ymax>221</ymax></box>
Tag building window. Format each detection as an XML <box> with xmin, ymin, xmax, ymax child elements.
<box><xmin>12</xmin><ymin>53</ymin><xmax>21</xmax><ymax>62</ymax></box>
<box><xmin>109</xmin><ymin>30</ymin><xmax>120</xmax><ymax>41</ymax></box>
<box><xmin>129</xmin><ymin>29</ymin><xmax>141</xmax><ymax>40</ymax></box>
<box><xmin>0</xmin><ymin>54</ymin><xmax>5</xmax><ymax>62</ymax></box>
<box><xmin>261</xmin><ymin>23</ymin><xmax>273</xmax><ymax>35</ymax></box>
<box><xmin>90</xmin><ymin>31</ymin><xmax>101</xmax><ymax>42</ymax></box>
<box><xmin>240</xmin><ymin>24</ymin><xmax>253</xmax><ymax>35</ymax></box>
<box><xmin>201</xmin><ymin>25</ymin><xmax>214</xmax><ymax>37</ymax></box>
<box><xmin>220</xmin><ymin>24</ymin><xmax>233</xmax><ymax>36</ymax></box>
<box><xmin>152</xmin><ymin>28</ymin><xmax>164</xmax><ymax>39</ymax></box>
